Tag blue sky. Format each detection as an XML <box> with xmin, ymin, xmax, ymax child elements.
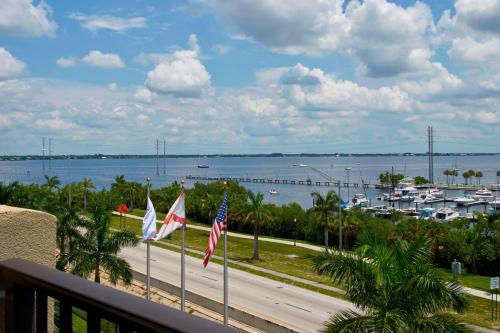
<box><xmin>0</xmin><ymin>0</ymin><xmax>499</xmax><ymax>155</ymax></box>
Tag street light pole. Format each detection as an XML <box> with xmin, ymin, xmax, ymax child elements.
<box><xmin>293</xmin><ymin>218</ymin><xmax>297</xmax><ymax>246</ymax></box>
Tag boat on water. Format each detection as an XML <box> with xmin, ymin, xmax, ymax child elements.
<box><xmin>417</xmin><ymin>207</ymin><xmax>435</xmax><ymax>220</ymax></box>
<box><xmin>351</xmin><ymin>193</ymin><xmax>370</xmax><ymax>207</ymax></box>
<box><xmin>197</xmin><ymin>164</ymin><xmax>209</xmax><ymax>168</ymax></box>
<box><xmin>432</xmin><ymin>207</ymin><xmax>460</xmax><ymax>222</ymax></box>
<box><xmin>488</xmin><ymin>198</ymin><xmax>500</xmax><ymax>215</ymax></box>
<box><xmin>420</xmin><ymin>188</ymin><xmax>444</xmax><ymax>199</ymax></box>
<box><xmin>473</xmin><ymin>189</ymin><xmax>494</xmax><ymax>201</ymax></box>
<box><xmin>454</xmin><ymin>194</ymin><xmax>475</xmax><ymax>206</ymax></box>
<box><xmin>269</xmin><ymin>189</ymin><xmax>279</xmax><ymax>195</ymax></box>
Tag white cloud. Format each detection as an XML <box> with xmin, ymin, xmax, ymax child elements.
<box><xmin>0</xmin><ymin>48</ymin><xmax>26</xmax><ymax>80</ymax></box>
<box><xmin>108</xmin><ymin>83</ymin><xmax>118</xmax><ymax>91</ymax></box>
<box><xmin>448</xmin><ymin>37</ymin><xmax>500</xmax><ymax>65</ymax></box>
<box><xmin>211</xmin><ymin>0</ymin><xmax>436</xmax><ymax>77</ymax></box>
<box><xmin>0</xmin><ymin>0</ymin><xmax>57</xmax><ymax>37</ymax></box>
<box><xmin>145</xmin><ymin>34</ymin><xmax>211</xmax><ymax>97</ymax></box>
<box><xmin>270</xmin><ymin>63</ymin><xmax>412</xmax><ymax>113</ymax></box>
<box><xmin>68</xmin><ymin>13</ymin><xmax>147</xmax><ymax>32</ymax></box>
<box><xmin>56</xmin><ymin>57</ymin><xmax>77</xmax><ymax>68</ymax></box>
<box><xmin>133</xmin><ymin>87</ymin><xmax>153</xmax><ymax>103</ymax></box>
<box><xmin>82</xmin><ymin>51</ymin><xmax>125</xmax><ymax>69</ymax></box>
<box><xmin>474</xmin><ymin>110</ymin><xmax>500</xmax><ymax>124</ymax></box>
<box><xmin>454</xmin><ymin>0</ymin><xmax>500</xmax><ymax>34</ymax></box>
<box><xmin>212</xmin><ymin>44</ymin><xmax>232</xmax><ymax>54</ymax></box>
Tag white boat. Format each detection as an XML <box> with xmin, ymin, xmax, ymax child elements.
<box><xmin>432</xmin><ymin>207</ymin><xmax>460</xmax><ymax>222</ymax></box>
<box><xmin>269</xmin><ymin>189</ymin><xmax>279</xmax><ymax>195</ymax></box>
<box><xmin>454</xmin><ymin>195</ymin><xmax>475</xmax><ymax>206</ymax></box>
<box><xmin>473</xmin><ymin>189</ymin><xmax>493</xmax><ymax>201</ymax></box>
<box><xmin>420</xmin><ymin>189</ymin><xmax>444</xmax><ymax>199</ymax></box>
<box><xmin>351</xmin><ymin>193</ymin><xmax>370</xmax><ymax>207</ymax></box>
<box><xmin>197</xmin><ymin>164</ymin><xmax>209</xmax><ymax>168</ymax></box>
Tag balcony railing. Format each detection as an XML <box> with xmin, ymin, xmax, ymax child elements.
<box><xmin>0</xmin><ymin>258</ymin><xmax>239</xmax><ymax>333</ymax></box>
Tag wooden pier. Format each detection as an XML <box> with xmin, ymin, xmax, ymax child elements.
<box><xmin>186</xmin><ymin>175</ymin><xmax>373</xmax><ymax>188</ymax></box>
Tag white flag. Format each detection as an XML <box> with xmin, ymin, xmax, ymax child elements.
<box><xmin>154</xmin><ymin>192</ymin><xmax>186</xmax><ymax>241</ymax></box>
<box><xmin>142</xmin><ymin>196</ymin><xmax>157</xmax><ymax>241</ymax></box>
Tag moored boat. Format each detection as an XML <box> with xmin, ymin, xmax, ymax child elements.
<box><xmin>432</xmin><ymin>207</ymin><xmax>460</xmax><ymax>222</ymax></box>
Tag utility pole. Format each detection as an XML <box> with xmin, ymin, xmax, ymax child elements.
<box><xmin>156</xmin><ymin>139</ymin><xmax>159</xmax><ymax>176</ymax></box>
<box><xmin>42</xmin><ymin>136</ymin><xmax>46</xmax><ymax>171</ymax></box>
<box><xmin>163</xmin><ymin>140</ymin><xmax>166</xmax><ymax>175</ymax></box>
<box><xmin>48</xmin><ymin>138</ymin><xmax>51</xmax><ymax>171</ymax></box>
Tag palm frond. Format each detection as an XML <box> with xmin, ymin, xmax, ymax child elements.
<box><xmin>411</xmin><ymin>313</ymin><xmax>472</xmax><ymax>333</ymax></box>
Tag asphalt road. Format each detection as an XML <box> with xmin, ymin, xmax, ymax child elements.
<box><xmin>120</xmin><ymin>243</ymin><xmax>356</xmax><ymax>333</ymax></box>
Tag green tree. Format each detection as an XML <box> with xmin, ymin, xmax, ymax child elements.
<box><xmin>313</xmin><ymin>235</ymin><xmax>470</xmax><ymax>333</ymax></box>
<box><xmin>62</xmin><ymin>205</ymin><xmax>139</xmax><ymax>284</ymax></box>
<box><xmin>310</xmin><ymin>191</ymin><xmax>339</xmax><ymax>248</ymax></box>
<box><xmin>475</xmin><ymin>171</ymin><xmax>483</xmax><ymax>185</ymax></box>
<box><xmin>80</xmin><ymin>178</ymin><xmax>95</xmax><ymax>213</ymax></box>
<box><xmin>443</xmin><ymin>170</ymin><xmax>450</xmax><ymax>184</ymax></box>
<box><xmin>414</xmin><ymin>176</ymin><xmax>429</xmax><ymax>186</ymax></box>
<box><xmin>462</xmin><ymin>171</ymin><xmax>471</xmax><ymax>185</ymax></box>
<box><xmin>44</xmin><ymin>175</ymin><xmax>60</xmax><ymax>191</ymax></box>
<box><xmin>55</xmin><ymin>205</ymin><xmax>84</xmax><ymax>270</ymax></box>
<box><xmin>497</xmin><ymin>170</ymin><xmax>500</xmax><ymax>184</ymax></box>
<box><xmin>451</xmin><ymin>169</ymin><xmax>458</xmax><ymax>184</ymax></box>
<box><xmin>243</xmin><ymin>191</ymin><xmax>273</xmax><ymax>260</ymax></box>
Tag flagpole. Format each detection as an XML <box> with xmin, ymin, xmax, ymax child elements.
<box><xmin>146</xmin><ymin>177</ymin><xmax>151</xmax><ymax>301</ymax></box>
<box><xmin>223</xmin><ymin>182</ymin><xmax>228</xmax><ymax>326</ymax></box>
<box><xmin>180</xmin><ymin>179</ymin><xmax>186</xmax><ymax>312</ymax></box>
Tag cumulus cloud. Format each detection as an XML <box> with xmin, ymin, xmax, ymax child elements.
<box><xmin>268</xmin><ymin>63</ymin><xmax>412</xmax><ymax>113</ymax></box>
<box><xmin>145</xmin><ymin>34</ymin><xmax>211</xmax><ymax>97</ymax></box>
<box><xmin>210</xmin><ymin>0</ymin><xmax>436</xmax><ymax>77</ymax></box>
<box><xmin>56</xmin><ymin>57</ymin><xmax>77</xmax><ymax>68</ymax></box>
<box><xmin>133</xmin><ymin>87</ymin><xmax>153</xmax><ymax>103</ymax></box>
<box><xmin>0</xmin><ymin>0</ymin><xmax>57</xmax><ymax>37</ymax></box>
<box><xmin>82</xmin><ymin>51</ymin><xmax>125</xmax><ymax>69</ymax></box>
<box><xmin>68</xmin><ymin>13</ymin><xmax>147</xmax><ymax>32</ymax></box>
<box><xmin>0</xmin><ymin>48</ymin><xmax>26</xmax><ymax>80</ymax></box>
<box><xmin>448</xmin><ymin>37</ymin><xmax>500</xmax><ymax>65</ymax></box>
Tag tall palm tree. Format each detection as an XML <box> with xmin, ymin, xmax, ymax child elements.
<box><xmin>44</xmin><ymin>175</ymin><xmax>60</xmax><ymax>191</ymax></box>
<box><xmin>451</xmin><ymin>169</ymin><xmax>458</xmax><ymax>184</ymax></box>
<box><xmin>310</xmin><ymin>191</ymin><xmax>339</xmax><ymax>248</ymax></box>
<box><xmin>312</xmin><ymin>235</ymin><xmax>470</xmax><ymax>333</ymax></box>
<box><xmin>62</xmin><ymin>205</ymin><xmax>139</xmax><ymax>284</ymax></box>
<box><xmin>443</xmin><ymin>170</ymin><xmax>450</xmax><ymax>184</ymax></box>
<box><xmin>80</xmin><ymin>178</ymin><xmax>95</xmax><ymax>213</ymax></box>
<box><xmin>55</xmin><ymin>205</ymin><xmax>84</xmax><ymax>271</ymax></box>
<box><xmin>475</xmin><ymin>171</ymin><xmax>483</xmax><ymax>185</ymax></box>
<box><xmin>462</xmin><ymin>171</ymin><xmax>470</xmax><ymax>185</ymax></box>
<box><xmin>497</xmin><ymin>170</ymin><xmax>500</xmax><ymax>185</ymax></box>
<box><xmin>243</xmin><ymin>191</ymin><xmax>273</xmax><ymax>260</ymax></box>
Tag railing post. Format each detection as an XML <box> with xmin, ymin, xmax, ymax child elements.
<box><xmin>87</xmin><ymin>310</ymin><xmax>101</xmax><ymax>333</ymax></box>
<box><xmin>35</xmin><ymin>290</ymin><xmax>48</xmax><ymax>333</ymax></box>
<box><xmin>5</xmin><ymin>284</ymin><xmax>35</xmax><ymax>333</ymax></box>
<box><xmin>59</xmin><ymin>300</ymin><xmax>72</xmax><ymax>333</ymax></box>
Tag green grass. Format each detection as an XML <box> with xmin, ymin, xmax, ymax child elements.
<box><xmin>112</xmin><ymin>215</ymin><xmax>342</xmax><ymax>289</ymax></box>
<box><xmin>122</xmin><ymin>208</ymin><xmax>320</xmax><ymax>246</ymax></box>
<box><xmin>455</xmin><ymin>296</ymin><xmax>500</xmax><ymax>330</ymax></box>
<box><xmin>112</xmin><ymin>215</ymin><xmax>500</xmax><ymax>330</ymax></box>
<box><xmin>439</xmin><ymin>268</ymin><xmax>493</xmax><ymax>291</ymax></box>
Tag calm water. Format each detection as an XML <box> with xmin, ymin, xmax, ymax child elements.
<box><xmin>1</xmin><ymin>156</ymin><xmax>499</xmax><ymax>212</ymax></box>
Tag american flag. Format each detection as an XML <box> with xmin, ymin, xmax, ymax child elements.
<box><xmin>203</xmin><ymin>192</ymin><xmax>228</xmax><ymax>267</ymax></box>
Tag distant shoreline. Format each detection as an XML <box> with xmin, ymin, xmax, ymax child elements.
<box><xmin>1</xmin><ymin>152</ymin><xmax>500</xmax><ymax>161</ymax></box>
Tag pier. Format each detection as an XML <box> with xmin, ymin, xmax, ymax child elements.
<box><xmin>186</xmin><ymin>175</ymin><xmax>373</xmax><ymax>188</ymax></box>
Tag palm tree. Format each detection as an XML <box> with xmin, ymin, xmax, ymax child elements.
<box><xmin>310</xmin><ymin>191</ymin><xmax>339</xmax><ymax>248</ymax></box>
<box><xmin>62</xmin><ymin>205</ymin><xmax>139</xmax><ymax>284</ymax></box>
<box><xmin>443</xmin><ymin>170</ymin><xmax>450</xmax><ymax>184</ymax></box>
<box><xmin>497</xmin><ymin>170</ymin><xmax>500</xmax><ymax>184</ymax></box>
<box><xmin>243</xmin><ymin>191</ymin><xmax>273</xmax><ymax>260</ymax></box>
<box><xmin>202</xmin><ymin>192</ymin><xmax>221</xmax><ymax>224</ymax></box>
<box><xmin>462</xmin><ymin>171</ymin><xmax>470</xmax><ymax>185</ymax></box>
<box><xmin>55</xmin><ymin>205</ymin><xmax>84</xmax><ymax>271</ymax></box>
<box><xmin>44</xmin><ymin>175</ymin><xmax>60</xmax><ymax>191</ymax></box>
<box><xmin>312</xmin><ymin>235</ymin><xmax>470</xmax><ymax>333</ymax></box>
<box><xmin>451</xmin><ymin>169</ymin><xmax>458</xmax><ymax>184</ymax></box>
<box><xmin>475</xmin><ymin>171</ymin><xmax>483</xmax><ymax>185</ymax></box>
<box><xmin>80</xmin><ymin>178</ymin><xmax>95</xmax><ymax>212</ymax></box>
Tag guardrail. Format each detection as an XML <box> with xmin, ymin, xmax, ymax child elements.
<box><xmin>0</xmin><ymin>258</ymin><xmax>238</xmax><ymax>333</ymax></box>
